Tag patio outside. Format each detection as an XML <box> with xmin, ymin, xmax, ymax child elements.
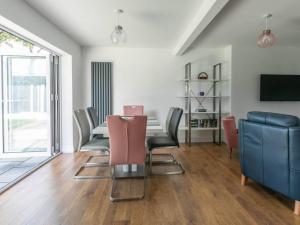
<box><xmin>6</xmin><ymin>112</ymin><xmax>48</xmax><ymax>153</ymax></box>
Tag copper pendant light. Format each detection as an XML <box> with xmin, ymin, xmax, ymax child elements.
<box><xmin>257</xmin><ymin>14</ymin><xmax>276</xmax><ymax>48</ymax></box>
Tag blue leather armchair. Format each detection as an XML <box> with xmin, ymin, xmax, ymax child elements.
<box><xmin>239</xmin><ymin>111</ymin><xmax>300</xmax><ymax>215</ymax></box>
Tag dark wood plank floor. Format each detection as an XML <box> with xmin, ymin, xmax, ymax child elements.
<box><xmin>0</xmin><ymin>143</ymin><xmax>299</xmax><ymax>225</ymax></box>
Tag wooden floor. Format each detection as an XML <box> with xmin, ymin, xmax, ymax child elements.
<box><xmin>0</xmin><ymin>143</ymin><xmax>300</xmax><ymax>225</ymax></box>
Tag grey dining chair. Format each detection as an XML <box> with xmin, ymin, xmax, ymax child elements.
<box><xmin>86</xmin><ymin>106</ymin><xmax>105</xmax><ymax>140</ymax></box>
<box><xmin>86</xmin><ymin>107</ymin><xmax>99</xmax><ymax>128</ymax></box>
<box><xmin>154</xmin><ymin>107</ymin><xmax>175</xmax><ymax>136</ymax></box>
<box><xmin>73</xmin><ymin>109</ymin><xmax>110</xmax><ymax>179</ymax></box>
<box><xmin>147</xmin><ymin>107</ymin><xmax>185</xmax><ymax>175</ymax></box>
<box><xmin>152</xmin><ymin>107</ymin><xmax>177</xmax><ymax>163</ymax></box>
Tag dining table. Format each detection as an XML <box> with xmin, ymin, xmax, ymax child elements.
<box><xmin>92</xmin><ymin>116</ymin><xmax>163</xmax><ymax>137</ymax></box>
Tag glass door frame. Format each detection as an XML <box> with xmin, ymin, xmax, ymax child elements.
<box><xmin>0</xmin><ymin>53</ymin><xmax>60</xmax><ymax>158</ymax></box>
<box><xmin>50</xmin><ymin>54</ymin><xmax>60</xmax><ymax>155</ymax></box>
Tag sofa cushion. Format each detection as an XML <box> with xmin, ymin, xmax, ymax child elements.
<box><xmin>247</xmin><ymin>111</ymin><xmax>299</xmax><ymax>127</ymax></box>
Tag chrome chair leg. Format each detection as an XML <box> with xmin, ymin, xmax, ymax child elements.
<box><xmin>85</xmin><ymin>153</ymin><xmax>109</xmax><ymax>166</ymax></box>
<box><xmin>74</xmin><ymin>151</ymin><xmax>110</xmax><ymax>180</ymax></box>
<box><xmin>74</xmin><ymin>163</ymin><xmax>111</xmax><ymax>180</ymax></box>
<box><xmin>148</xmin><ymin>150</ymin><xmax>185</xmax><ymax>176</ymax></box>
<box><xmin>149</xmin><ymin>152</ymin><xmax>152</xmax><ymax>175</ymax></box>
<box><xmin>110</xmin><ymin>163</ymin><xmax>146</xmax><ymax>202</ymax></box>
<box><xmin>150</xmin><ymin>153</ymin><xmax>176</xmax><ymax>164</ymax></box>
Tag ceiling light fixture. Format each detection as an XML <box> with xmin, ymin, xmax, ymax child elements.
<box><xmin>111</xmin><ymin>9</ymin><xmax>126</xmax><ymax>44</ymax></box>
<box><xmin>257</xmin><ymin>14</ymin><xmax>276</xmax><ymax>48</ymax></box>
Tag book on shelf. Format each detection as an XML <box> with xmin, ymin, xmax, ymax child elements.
<box><xmin>190</xmin><ymin>119</ymin><xmax>198</xmax><ymax>127</ymax></box>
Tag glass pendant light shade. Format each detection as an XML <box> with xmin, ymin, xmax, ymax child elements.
<box><xmin>110</xmin><ymin>25</ymin><xmax>126</xmax><ymax>44</ymax></box>
<box><xmin>110</xmin><ymin>30</ymin><xmax>119</xmax><ymax>44</ymax></box>
<box><xmin>257</xmin><ymin>14</ymin><xmax>276</xmax><ymax>48</ymax></box>
<box><xmin>111</xmin><ymin>9</ymin><xmax>126</xmax><ymax>44</ymax></box>
<box><xmin>257</xmin><ymin>29</ymin><xmax>276</xmax><ymax>48</ymax></box>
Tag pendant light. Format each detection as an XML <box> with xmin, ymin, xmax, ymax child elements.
<box><xmin>111</xmin><ymin>9</ymin><xmax>126</xmax><ymax>44</ymax></box>
<box><xmin>257</xmin><ymin>14</ymin><xmax>276</xmax><ymax>48</ymax></box>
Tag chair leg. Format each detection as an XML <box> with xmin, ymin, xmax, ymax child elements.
<box><xmin>151</xmin><ymin>153</ymin><xmax>176</xmax><ymax>164</ymax></box>
<box><xmin>110</xmin><ymin>164</ymin><xmax>146</xmax><ymax>202</ymax></box>
<box><xmin>241</xmin><ymin>174</ymin><xmax>248</xmax><ymax>186</ymax></box>
<box><xmin>149</xmin><ymin>150</ymin><xmax>185</xmax><ymax>176</ymax></box>
<box><xmin>144</xmin><ymin>162</ymin><xmax>147</xmax><ymax>195</ymax></box>
<box><xmin>74</xmin><ymin>163</ymin><xmax>111</xmax><ymax>180</ymax></box>
<box><xmin>85</xmin><ymin>154</ymin><xmax>109</xmax><ymax>166</ymax></box>
<box><xmin>294</xmin><ymin>201</ymin><xmax>300</xmax><ymax>216</ymax></box>
<box><xmin>74</xmin><ymin>153</ymin><xmax>110</xmax><ymax>180</ymax></box>
<box><xmin>229</xmin><ymin>148</ymin><xmax>232</xmax><ymax>159</ymax></box>
<box><xmin>149</xmin><ymin>151</ymin><xmax>152</xmax><ymax>175</ymax></box>
<box><xmin>153</xmin><ymin>161</ymin><xmax>185</xmax><ymax>175</ymax></box>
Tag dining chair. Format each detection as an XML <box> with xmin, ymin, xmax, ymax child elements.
<box><xmin>147</xmin><ymin>107</ymin><xmax>185</xmax><ymax>175</ymax></box>
<box><xmin>154</xmin><ymin>107</ymin><xmax>175</xmax><ymax>136</ymax></box>
<box><xmin>222</xmin><ymin>116</ymin><xmax>238</xmax><ymax>159</ymax></box>
<box><xmin>107</xmin><ymin>115</ymin><xmax>147</xmax><ymax>201</ymax></box>
<box><xmin>73</xmin><ymin>109</ymin><xmax>110</xmax><ymax>179</ymax></box>
<box><xmin>152</xmin><ymin>107</ymin><xmax>176</xmax><ymax>163</ymax></box>
<box><xmin>86</xmin><ymin>107</ymin><xmax>99</xmax><ymax>129</ymax></box>
<box><xmin>86</xmin><ymin>106</ymin><xmax>105</xmax><ymax>140</ymax></box>
<box><xmin>123</xmin><ymin>105</ymin><xmax>144</xmax><ymax>116</ymax></box>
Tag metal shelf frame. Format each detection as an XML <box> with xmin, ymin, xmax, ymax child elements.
<box><xmin>183</xmin><ymin>63</ymin><xmax>223</xmax><ymax>146</ymax></box>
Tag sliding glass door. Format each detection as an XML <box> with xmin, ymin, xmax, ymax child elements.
<box><xmin>0</xmin><ymin>29</ymin><xmax>60</xmax><ymax>158</ymax></box>
<box><xmin>1</xmin><ymin>56</ymin><xmax>51</xmax><ymax>157</ymax></box>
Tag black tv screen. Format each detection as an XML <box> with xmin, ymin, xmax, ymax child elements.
<box><xmin>260</xmin><ymin>74</ymin><xmax>300</xmax><ymax>101</ymax></box>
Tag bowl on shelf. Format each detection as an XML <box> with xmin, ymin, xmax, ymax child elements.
<box><xmin>197</xmin><ymin>72</ymin><xmax>208</xmax><ymax>80</ymax></box>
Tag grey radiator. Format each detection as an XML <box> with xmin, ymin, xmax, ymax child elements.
<box><xmin>91</xmin><ymin>62</ymin><xmax>112</xmax><ymax>123</ymax></box>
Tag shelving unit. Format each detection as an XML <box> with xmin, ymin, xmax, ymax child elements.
<box><xmin>179</xmin><ymin>62</ymin><xmax>229</xmax><ymax>146</ymax></box>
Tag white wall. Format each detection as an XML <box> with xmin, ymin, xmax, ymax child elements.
<box><xmin>0</xmin><ymin>0</ymin><xmax>83</xmax><ymax>152</ymax></box>
<box><xmin>82</xmin><ymin>46</ymin><xmax>230</xmax><ymax>142</ymax></box>
<box><xmin>82</xmin><ymin>47</ymin><xmax>180</xmax><ymax>120</ymax></box>
<box><xmin>231</xmin><ymin>46</ymin><xmax>300</xmax><ymax>121</ymax></box>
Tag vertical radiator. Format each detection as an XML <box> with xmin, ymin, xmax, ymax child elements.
<box><xmin>91</xmin><ymin>62</ymin><xmax>112</xmax><ymax>123</ymax></box>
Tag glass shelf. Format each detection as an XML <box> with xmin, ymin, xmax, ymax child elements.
<box><xmin>178</xmin><ymin>79</ymin><xmax>229</xmax><ymax>82</ymax></box>
<box><xmin>184</xmin><ymin>111</ymin><xmax>230</xmax><ymax>114</ymax></box>
<box><xmin>177</xmin><ymin>96</ymin><xmax>230</xmax><ymax>98</ymax></box>
<box><xmin>179</xmin><ymin>127</ymin><xmax>222</xmax><ymax>131</ymax></box>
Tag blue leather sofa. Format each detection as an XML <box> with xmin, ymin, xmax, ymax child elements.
<box><xmin>239</xmin><ymin>111</ymin><xmax>300</xmax><ymax>215</ymax></box>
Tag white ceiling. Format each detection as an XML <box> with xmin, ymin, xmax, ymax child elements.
<box><xmin>189</xmin><ymin>0</ymin><xmax>300</xmax><ymax>49</ymax></box>
<box><xmin>24</xmin><ymin>0</ymin><xmax>205</xmax><ymax>48</ymax></box>
<box><xmin>24</xmin><ymin>0</ymin><xmax>300</xmax><ymax>50</ymax></box>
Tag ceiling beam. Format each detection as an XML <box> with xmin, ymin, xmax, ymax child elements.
<box><xmin>173</xmin><ymin>0</ymin><xmax>230</xmax><ymax>56</ymax></box>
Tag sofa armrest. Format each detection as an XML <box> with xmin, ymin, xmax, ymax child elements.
<box><xmin>238</xmin><ymin>119</ymin><xmax>247</xmax><ymax>173</ymax></box>
<box><xmin>289</xmin><ymin>127</ymin><xmax>300</xmax><ymax>171</ymax></box>
<box><xmin>289</xmin><ymin>127</ymin><xmax>300</xmax><ymax>200</ymax></box>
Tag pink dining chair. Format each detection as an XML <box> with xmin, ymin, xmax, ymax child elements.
<box><xmin>107</xmin><ymin>115</ymin><xmax>147</xmax><ymax>201</ymax></box>
<box><xmin>222</xmin><ymin>116</ymin><xmax>238</xmax><ymax>159</ymax></box>
<box><xmin>123</xmin><ymin>105</ymin><xmax>144</xmax><ymax>116</ymax></box>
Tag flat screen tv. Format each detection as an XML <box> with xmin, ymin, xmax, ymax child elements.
<box><xmin>260</xmin><ymin>74</ymin><xmax>300</xmax><ymax>101</ymax></box>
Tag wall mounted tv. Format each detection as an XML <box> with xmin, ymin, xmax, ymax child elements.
<box><xmin>260</xmin><ymin>74</ymin><xmax>300</xmax><ymax>101</ymax></box>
